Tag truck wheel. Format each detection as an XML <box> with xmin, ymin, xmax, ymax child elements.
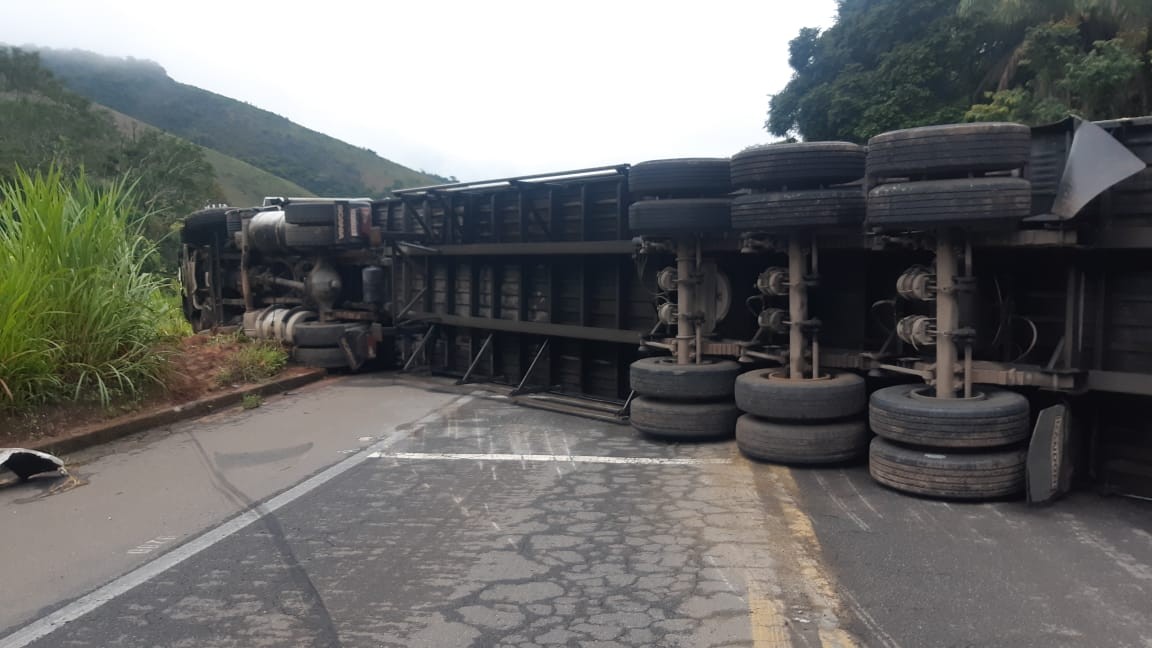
<box><xmin>735</xmin><ymin>370</ymin><xmax>866</xmax><ymax>421</ymax></box>
<box><xmin>293</xmin><ymin>321</ymin><xmax>367</xmax><ymax>348</ymax></box>
<box><xmin>629</xmin><ymin>158</ymin><xmax>731</xmax><ymax>197</ymax></box>
<box><xmin>866</xmin><ymin>122</ymin><xmax>1030</xmax><ymax>179</ymax></box>
<box><xmin>736</xmin><ymin>415</ymin><xmax>868</xmax><ymax>464</ymax></box>
<box><xmin>731</xmin><ymin>188</ymin><xmax>864</xmax><ymax>232</ymax></box>
<box><xmin>868</xmin><ymin>384</ymin><xmax>1030</xmax><ymax>448</ymax></box>
<box><xmin>866</xmin><ymin>178</ymin><xmax>1031</xmax><ymax>229</ymax></box>
<box><xmin>629</xmin><ymin>357</ymin><xmax>741</xmax><ymax>401</ymax></box>
<box><xmin>730</xmin><ymin>142</ymin><xmax>865</xmax><ymax>190</ymax></box>
<box><xmin>283</xmin><ymin>224</ymin><xmax>336</xmax><ymax>248</ymax></box>
<box><xmin>869</xmin><ymin>437</ymin><xmax>1026</xmax><ymax>500</ymax></box>
<box><xmin>629</xmin><ymin>396</ymin><xmax>738</xmax><ymax>440</ymax></box>
<box><xmin>184</xmin><ymin>207</ymin><xmax>230</xmax><ymax>232</ymax></box>
<box><xmin>292</xmin><ymin>346</ymin><xmax>350</xmax><ymax>369</ymax></box>
<box><xmin>628</xmin><ymin>198</ymin><xmax>731</xmax><ymax>234</ymax></box>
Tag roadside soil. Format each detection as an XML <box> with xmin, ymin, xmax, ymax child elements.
<box><xmin>0</xmin><ymin>332</ymin><xmax>312</xmax><ymax>449</ymax></box>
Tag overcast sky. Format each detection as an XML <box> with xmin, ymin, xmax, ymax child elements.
<box><xmin>3</xmin><ymin>0</ymin><xmax>837</xmax><ymax>182</ymax></box>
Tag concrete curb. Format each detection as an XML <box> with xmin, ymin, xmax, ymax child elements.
<box><xmin>30</xmin><ymin>369</ymin><xmax>329</xmax><ymax>457</ymax></box>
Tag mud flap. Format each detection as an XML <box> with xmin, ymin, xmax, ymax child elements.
<box><xmin>1050</xmin><ymin>118</ymin><xmax>1146</xmax><ymax>220</ymax></box>
<box><xmin>1026</xmin><ymin>404</ymin><xmax>1073</xmax><ymax>504</ymax></box>
<box><xmin>338</xmin><ymin>326</ymin><xmax>378</xmax><ymax>372</ymax></box>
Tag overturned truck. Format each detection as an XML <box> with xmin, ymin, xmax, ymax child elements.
<box><xmin>180</xmin><ymin>116</ymin><xmax>1152</xmax><ymax>503</ymax></box>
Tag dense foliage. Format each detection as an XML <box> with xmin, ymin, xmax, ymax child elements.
<box><xmin>0</xmin><ymin>169</ymin><xmax>186</xmax><ymax>411</ymax></box>
<box><xmin>35</xmin><ymin>48</ymin><xmax>453</xmax><ymax>197</ymax></box>
<box><xmin>1</xmin><ymin>47</ymin><xmax>218</xmax><ymax>270</ymax></box>
<box><xmin>769</xmin><ymin>0</ymin><xmax>1152</xmax><ymax>141</ymax></box>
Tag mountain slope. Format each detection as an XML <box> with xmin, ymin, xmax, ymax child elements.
<box><xmin>100</xmin><ymin>105</ymin><xmax>314</xmax><ymax>206</ymax></box>
<box><xmin>35</xmin><ymin>48</ymin><xmax>451</xmax><ymax>198</ymax></box>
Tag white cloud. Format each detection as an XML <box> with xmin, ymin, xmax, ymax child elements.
<box><xmin>2</xmin><ymin>0</ymin><xmax>837</xmax><ymax>181</ymax></box>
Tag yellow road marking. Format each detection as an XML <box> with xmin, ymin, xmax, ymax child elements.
<box><xmin>769</xmin><ymin>465</ymin><xmax>841</xmax><ymax>605</ymax></box>
<box><xmin>747</xmin><ymin>580</ymin><xmax>793</xmax><ymax>648</ymax></box>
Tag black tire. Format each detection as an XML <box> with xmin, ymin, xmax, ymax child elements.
<box><xmin>866</xmin><ymin>122</ymin><xmax>1030</xmax><ymax>178</ymax></box>
<box><xmin>292</xmin><ymin>346</ymin><xmax>350</xmax><ymax>369</ymax></box>
<box><xmin>629</xmin><ymin>357</ymin><xmax>741</xmax><ymax>401</ymax></box>
<box><xmin>736</xmin><ymin>415</ymin><xmax>868</xmax><ymax>464</ymax></box>
<box><xmin>184</xmin><ymin>207</ymin><xmax>230</xmax><ymax>232</ymax></box>
<box><xmin>730</xmin><ymin>142</ymin><xmax>865</xmax><ymax>190</ymax></box>
<box><xmin>629</xmin><ymin>397</ymin><xmax>738</xmax><ymax>440</ymax></box>
<box><xmin>866</xmin><ymin>178</ymin><xmax>1031</xmax><ymax>229</ymax></box>
<box><xmin>735</xmin><ymin>370</ymin><xmax>866</xmax><ymax>421</ymax></box>
<box><xmin>869</xmin><ymin>437</ymin><xmax>1026</xmax><ymax>500</ymax></box>
<box><xmin>731</xmin><ymin>189</ymin><xmax>865</xmax><ymax>232</ymax></box>
<box><xmin>283</xmin><ymin>224</ymin><xmax>335</xmax><ymax>248</ymax></box>
<box><xmin>629</xmin><ymin>158</ymin><xmax>731</xmax><ymax>197</ymax></box>
<box><xmin>628</xmin><ymin>199</ymin><xmax>731</xmax><ymax>234</ymax></box>
<box><xmin>293</xmin><ymin>321</ymin><xmax>366</xmax><ymax>348</ymax></box>
<box><xmin>868</xmin><ymin>384</ymin><xmax>1031</xmax><ymax>448</ymax></box>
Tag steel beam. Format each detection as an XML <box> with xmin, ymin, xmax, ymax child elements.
<box><xmin>397</xmin><ymin>241</ymin><xmax>636</xmax><ymax>256</ymax></box>
<box><xmin>408</xmin><ymin>312</ymin><xmax>642</xmax><ymax>344</ymax></box>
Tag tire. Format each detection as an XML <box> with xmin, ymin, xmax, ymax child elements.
<box><xmin>730</xmin><ymin>142</ymin><xmax>865</xmax><ymax>190</ymax></box>
<box><xmin>629</xmin><ymin>397</ymin><xmax>738</xmax><ymax>440</ymax></box>
<box><xmin>629</xmin><ymin>158</ymin><xmax>731</xmax><ymax>197</ymax></box>
<box><xmin>184</xmin><ymin>207</ymin><xmax>230</xmax><ymax>232</ymax></box>
<box><xmin>629</xmin><ymin>357</ymin><xmax>741</xmax><ymax>401</ymax></box>
<box><xmin>736</xmin><ymin>415</ymin><xmax>868</xmax><ymax>464</ymax></box>
<box><xmin>869</xmin><ymin>437</ymin><xmax>1026</xmax><ymax>500</ymax></box>
<box><xmin>868</xmin><ymin>384</ymin><xmax>1031</xmax><ymax>448</ymax></box>
<box><xmin>628</xmin><ymin>199</ymin><xmax>731</xmax><ymax>234</ymax></box>
<box><xmin>283</xmin><ymin>224</ymin><xmax>335</xmax><ymax>248</ymax></box>
<box><xmin>735</xmin><ymin>370</ymin><xmax>866</xmax><ymax>421</ymax></box>
<box><xmin>292</xmin><ymin>346</ymin><xmax>350</xmax><ymax>369</ymax></box>
<box><xmin>866</xmin><ymin>178</ymin><xmax>1031</xmax><ymax>229</ymax></box>
<box><xmin>293</xmin><ymin>321</ymin><xmax>366</xmax><ymax>348</ymax></box>
<box><xmin>866</xmin><ymin>122</ymin><xmax>1030</xmax><ymax>178</ymax></box>
<box><xmin>731</xmin><ymin>188</ymin><xmax>865</xmax><ymax>232</ymax></box>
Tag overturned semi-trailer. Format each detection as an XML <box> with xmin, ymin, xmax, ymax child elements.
<box><xmin>179</xmin><ymin>115</ymin><xmax>1152</xmax><ymax>503</ymax></box>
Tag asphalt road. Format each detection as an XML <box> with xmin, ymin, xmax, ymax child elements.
<box><xmin>2</xmin><ymin>375</ymin><xmax>1150</xmax><ymax>647</ymax></box>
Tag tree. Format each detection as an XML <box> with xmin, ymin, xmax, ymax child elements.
<box><xmin>959</xmin><ymin>0</ymin><xmax>1152</xmax><ymax>115</ymax></box>
<box><xmin>767</xmin><ymin>0</ymin><xmax>1019</xmax><ymax>142</ymax></box>
<box><xmin>1</xmin><ymin>48</ymin><xmax>218</xmax><ymax>272</ymax></box>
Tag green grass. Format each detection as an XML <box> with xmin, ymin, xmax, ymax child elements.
<box><xmin>215</xmin><ymin>340</ymin><xmax>288</xmax><ymax>386</ymax></box>
<box><xmin>200</xmin><ymin>147</ymin><xmax>314</xmax><ymax>207</ymax></box>
<box><xmin>0</xmin><ymin>167</ymin><xmax>185</xmax><ymax>411</ymax></box>
<box><xmin>241</xmin><ymin>393</ymin><xmax>263</xmax><ymax>410</ymax></box>
<box><xmin>99</xmin><ymin>104</ymin><xmax>314</xmax><ymax>208</ymax></box>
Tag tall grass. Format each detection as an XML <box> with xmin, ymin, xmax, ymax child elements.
<box><xmin>0</xmin><ymin>167</ymin><xmax>182</xmax><ymax>411</ymax></box>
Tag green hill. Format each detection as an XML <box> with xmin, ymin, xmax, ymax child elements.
<box><xmin>35</xmin><ymin>48</ymin><xmax>452</xmax><ymax>197</ymax></box>
<box><xmin>99</xmin><ymin>105</ymin><xmax>314</xmax><ymax>206</ymax></box>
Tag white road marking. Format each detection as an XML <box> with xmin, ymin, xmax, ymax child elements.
<box><xmin>367</xmin><ymin>451</ymin><xmax>730</xmax><ymax>465</ymax></box>
<box><xmin>0</xmin><ymin>396</ymin><xmax>473</xmax><ymax>648</ymax></box>
<box><xmin>125</xmin><ymin>536</ymin><xmax>178</xmax><ymax>555</ymax></box>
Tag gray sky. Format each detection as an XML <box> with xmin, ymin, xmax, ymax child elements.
<box><xmin>3</xmin><ymin>0</ymin><xmax>837</xmax><ymax>181</ymax></box>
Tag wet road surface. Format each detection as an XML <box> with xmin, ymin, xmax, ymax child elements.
<box><xmin>2</xmin><ymin>374</ymin><xmax>1150</xmax><ymax>647</ymax></box>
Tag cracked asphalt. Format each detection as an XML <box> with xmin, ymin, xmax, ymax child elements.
<box><xmin>3</xmin><ymin>374</ymin><xmax>1151</xmax><ymax>647</ymax></box>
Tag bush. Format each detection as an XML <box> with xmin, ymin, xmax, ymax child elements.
<box><xmin>0</xmin><ymin>168</ymin><xmax>177</xmax><ymax>410</ymax></box>
<box><xmin>215</xmin><ymin>340</ymin><xmax>288</xmax><ymax>386</ymax></box>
